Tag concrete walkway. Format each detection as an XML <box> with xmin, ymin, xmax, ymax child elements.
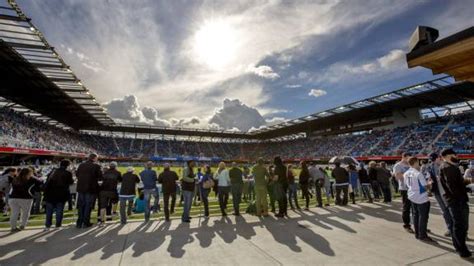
<box><xmin>0</xmin><ymin>199</ymin><xmax>473</xmax><ymax>265</ymax></box>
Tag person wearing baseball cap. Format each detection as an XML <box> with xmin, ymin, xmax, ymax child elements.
<box><xmin>439</xmin><ymin>148</ymin><xmax>472</xmax><ymax>258</ymax></box>
<box><xmin>426</xmin><ymin>153</ymin><xmax>452</xmax><ymax>237</ymax></box>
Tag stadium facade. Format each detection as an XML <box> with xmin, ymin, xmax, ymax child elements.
<box><xmin>0</xmin><ymin>0</ymin><xmax>473</xmax><ymax>164</ymax></box>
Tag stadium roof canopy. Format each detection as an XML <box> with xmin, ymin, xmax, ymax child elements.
<box><xmin>407</xmin><ymin>26</ymin><xmax>474</xmax><ymax>83</ymax></box>
<box><xmin>0</xmin><ymin>1</ymin><xmax>114</xmax><ymax>129</ymax></box>
<box><xmin>248</xmin><ymin>77</ymin><xmax>474</xmax><ymax>139</ymax></box>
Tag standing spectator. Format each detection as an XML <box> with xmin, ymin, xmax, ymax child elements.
<box><xmin>158</xmin><ymin>163</ymin><xmax>179</xmax><ymax>221</ymax></box>
<box><xmin>440</xmin><ymin>149</ymin><xmax>472</xmax><ymax>258</ymax></box>
<box><xmin>309</xmin><ymin>163</ymin><xmax>325</xmax><ymax>207</ymax></box>
<box><xmin>98</xmin><ymin>162</ymin><xmax>121</xmax><ymax>226</ymax></box>
<box><xmin>393</xmin><ymin>152</ymin><xmax>414</xmax><ymax>234</ymax></box>
<box><xmin>243</xmin><ymin>166</ymin><xmax>254</xmax><ymax>201</ymax></box>
<box><xmin>43</xmin><ymin>160</ymin><xmax>74</xmax><ymax>230</ymax></box>
<box><xmin>229</xmin><ymin>162</ymin><xmax>243</xmax><ymax>216</ymax></box>
<box><xmin>181</xmin><ymin>160</ymin><xmax>195</xmax><ymax>223</ymax></box>
<box><xmin>320</xmin><ymin>167</ymin><xmax>331</xmax><ymax>206</ymax></box>
<box><xmin>75</xmin><ymin>153</ymin><xmax>102</xmax><ymax>228</ymax></box>
<box><xmin>139</xmin><ymin>161</ymin><xmax>159</xmax><ymax>222</ymax></box>
<box><xmin>199</xmin><ymin>165</ymin><xmax>213</xmax><ymax>217</ymax></box>
<box><xmin>273</xmin><ymin>156</ymin><xmax>288</xmax><ymax>218</ymax></box>
<box><xmin>348</xmin><ymin>164</ymin><xmax>358</xmax><ymax>204</ymax></box>
<box><xmin>377</xmin><ymin>162</ymin><xmax>392</xmax><ymax>203</ymax></box>
<box><xmin>404</xmin><ymin>157</ymin><xmax>433</xmax><ymax>242</ymax></box>
<box><xmin>252</xmin><ymin>158</ymin><xmax>270</xmax><ymax>216</ymax></box>
<box><xmin>358</xmin><ymin>163</ymin><xmax>373</xmax><ymax>203</ymax></box>
<box><xmin>193</xmin><ymin>167</ymin><xmax>203</xmax><ymax>205</ymax></box>
<box><xmin>368</xmin><ymin>161</ymin><xmax>381</xmax><ymax>200</ymax></box>
<box><xmin>9</xmin><ymin>168</ymin><xmax>42</xmax><ymax>232</ymax></box>
<box><xmin>426</xmin><ymin>153</ymin><xmax>452</xmax><ymax>237</ymax></box>
<box><xmin>299</xmin><ymin>161</ymin><xmax>311</xmax><ymax>210</ymax></box>
<box><xmin>0</xmin><ymin>168</ymin><xmax>17</xmax><ymax>215</ymax></box>
<box><xmin>118</xmin><ymin>167</ymin><xmax>140</xmax><ymax>225</ymax></box>
<box><xmin>267</xmin><ymin>165</ymin><xmax>276</xmax><ymax>213</ymax></box>
<box><xmin>464</xmin><ymin>160</ymin><xmax>474</xmax><ymax>181</ymax></box>
<box><xmin>214</xmin><ymin>162</ymin><xmax>231</xmax><ymax>216</ymax></box>
<box><xmin>332</xmin><ymin>162</ymin><xmax>349</xmax><ymax>206</ymax></box>
<box><xmin>287</xmin><ymin>164</ymin><xmax>300</xmax><ymax>210</ymax></box>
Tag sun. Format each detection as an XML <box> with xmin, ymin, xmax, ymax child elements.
<box><xmin>193</xmin><ymin>19</ymin><xmax>239</xmax><ymax>69</ymax></box>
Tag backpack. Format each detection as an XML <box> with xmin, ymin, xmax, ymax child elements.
<box><xmin>246</xmin><ymin>201</ymin><xmax>257</xmax><ymax>215</ymax></box>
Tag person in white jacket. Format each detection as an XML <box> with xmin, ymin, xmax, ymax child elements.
<box><xmin>214</xmin><ymin>162</ymin><xmax>231</xmax><ymax>216</ymax></box>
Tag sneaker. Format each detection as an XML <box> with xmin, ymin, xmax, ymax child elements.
<box><xmin>182</xmin><ymin>219</ymin><xmax>191</xmax><ymax>223</ymax></box>
<box><xmin>43</xmin><ymin>227</ymin><xmax>50</xmax><ymax>232</ymax></box>
<box><xmin>419</xmin><ymin>236</ymin><xmax>436</xmax><ymax>243</ymax></box>
<box><xmin>444</xmin><ymin>231</ymin><xmax>451</xmax><ymax>237</ymax></box>
<box><xmin>19</xmin><ymin>225</ymin><xmax>25</xmax><ymax>230</ymax></box>
<box><xmin>324</xmin><ymin>203</ymin><xmax>330</xmax><ymax>207</ymax></box>
<box><xmin>304</xmin><ymin>207</ymin><xmax>310</xmax><ymax>211</ymax></box>
<box><xmin>10</xmin><ymin>227</ymin><xmax>21</xmax><ymax>233</ymax></box>
<box><xmin>460</xmin><ymin>251</ymin><xmax>472</xmax><ymax>258</ymax></box>
<box><xmin>404</xmin><ymin>226</ymin><xmax>415</xmax><ymax>234</ymax></box>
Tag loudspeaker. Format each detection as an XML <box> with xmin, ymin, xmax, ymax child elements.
<box><xmin>408</xmin><ymin>26</ymin><xmax>439</xmax><ymax>52</ymax></box>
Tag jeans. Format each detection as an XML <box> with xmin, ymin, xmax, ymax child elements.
<box><xmin>335</xmin><ymin>185</ymin><xmax>348</xmax><ymax>205</ymax></box>
<box><xmin>288</xmin><ymin>183</ymin><xmax>300</xmax><ymax>209</ymax></box>
<box><xmin>433</xmin><ymin>193</ymin><xmax>453</xmax><ymax>231</ymax></box>
<box><xmin>231</xmin><ymin>183</ymin><xmax>243</xmax><ymax>215</ymax></box>
<box><xmin>143</xmin><ymin>188</ymin><xmax>159</xmax><ymax>221</ymax></box>
<box><xmin>45</xmin><ymin>201</ymin><xmax>65</xmax><ymax>228</ymax></box>
<box><xmin>119</xmin><ymin>196</ymin><xmax>134</xmax><ymax>224</ymax></box>
<box><xmin>412</xmin><ymin>201</ymin><xmax>430</xmax><ymax>239</ymax></box>
<box><xmin>76</xmin><ymin>193</ymin><xmax>96</xmax><ymax>227</ymax></box>
<box><xmin>379</xmin><ymin>182</ymin><xmax>392</xmax><ymax>203</ymax></box>
<box><xmin>200</xmin><ymin>188</ymin><xmax>210</xmax><ymax>217</ymax></box>
<box><xmin>218</xmin><ymin>186</ymin><xmax>230</xmax><ymax>215</ymax></box>
<box><xmin>32</xmin><ymin>191</ymin><xmax>42</xmax><ymax>214</ymax></box>
<box><xmin>163</xmin><ymin>192</ymin><xmax>176</xmax><ymax>220</ymax></box>
<box><xmin>268</xmin><ymin>183</ymin><xmax>276</xmax><ymax>212</ymax></box>
<box><xmin>255</xmin><ymin>186</ymin><xmax>268</xmax><ymax>215</ymax></box>
<box><xmin>9</xmin><ymin>198</ymin><xmax>33</xmax><ymax>229</ymax></box>
<box><xmin>361</xmin><ymin>184</ymin><xmax>373</xmax><ymax>202</ymax></box>
<box><xmin>277</xmin><ymin>186</ymin><xmax>288</xmax><ymax>216</ymax></box>
<box><xmin>181</xmin><ymin>190</ymin><xmax>193</xmax><ymax>221</ymax></box>
<box><xmin>447</xmin><ymin>200</ymin><xmax>470</xmax><ymax>255</ymax></box>
<box><xmin>315</xmin><ymin>180</ymin><xmax>323</xmax><ymax>207</ymax></box>
<box><xmin>371</xmin><ymin>180</ymin><xmax>381</xmax><ymax>199</ymax></box>
<box><xmin>247</xmin><ymin>181</ymin><xmax>255</xmax><ymax>201</ymax></box>
<box><xmin>400</xmin><ymin>190</ymin><xmax>412</xmax><ymax>227</ymax></box>
<box><xmin>300</xmin><ymin>183</ymin><xmax>310</xmax><ymax>208</ymax></box>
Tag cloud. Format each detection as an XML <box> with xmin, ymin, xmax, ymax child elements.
<box><xmin>209</xmin><ymin>98</ymin><xmax>266</xmax><ymax>132</ymax></box>
<box><xmin>247</xmin><ymin>65</ymin><xmax>280</xmax><ymax>79</ymax></box>
<box><xmin>285</xmin><ymin>84</ymin><xmax>302</xmax><ymax>88</ymax></box>
<box><xmin>308</xmin><ymin>89</ymin><xmax>327</xmax><ymax>98</ymax></box>
<box><xmin>265</xmin><ymin>116</ymin><xmax>287</xmax><ymax>126</ymax></box>
<box><xmin>104</xmin><ymin>95</ymin><xmax>170</xmax><ymax>126</ymax></box>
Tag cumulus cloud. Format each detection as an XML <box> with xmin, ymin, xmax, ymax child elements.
<box><xmin>285</xmin><ymin>84</ymin><xmax>302</xmax><ymax>88</ymax></box>
<box><xmin>209</xmin><ymin>98</ymin><xmax>266</xmax><ymax>132</ymax></box>
<box><xmin>308</xmin><ymin>89</ymin><xmax>327</xmax><ymax>98</ymax></box>
<box><xmin>104</xmin><ymin>95</ymin><xmax>170</xmax><ymax>126</ymax></box>
<box><xmin>247</xmin><ymin>65</ymin><xmax>280</xmax><ymax>79</ymax></box>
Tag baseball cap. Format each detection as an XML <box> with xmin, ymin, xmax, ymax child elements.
<box><xmin>127</xmin><ymin>166</ymin><xmax>134</xmax><ymax>172</ymax></box>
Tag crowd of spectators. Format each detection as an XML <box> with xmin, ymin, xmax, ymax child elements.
<box><xmin>1</xmin><ymin>107</ymin><xmax>473</xmax><ymax>160</ymax></box>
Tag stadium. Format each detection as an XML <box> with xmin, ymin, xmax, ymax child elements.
<box><xmin>0</xmin><ymin>0</ymin><xmax>473</xmax><ymax>265</ymax></box>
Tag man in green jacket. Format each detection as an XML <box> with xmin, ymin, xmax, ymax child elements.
<box><xmin>229</xmin><ymin>162</ymin><xmax>243</xmax><ymax>216</ymax></box>
<box><xmin>252</xmin><ymin>158</ymin><xmax>270</xmax><ymax>216</ymax></box>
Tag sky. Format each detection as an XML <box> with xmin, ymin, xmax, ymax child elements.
<box><xmin>17</xmin><ymin>0</ymin><xmax>474</xmax><ymax>132</ymax></box>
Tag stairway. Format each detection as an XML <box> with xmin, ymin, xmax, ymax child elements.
<box><xmin>422</xmin><ymin>118</ymin><xmax>454</xmax><ymax>153</ymax></box>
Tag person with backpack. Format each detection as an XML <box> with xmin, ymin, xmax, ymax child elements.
<box><xmin>43</xmin><ymin>160</ymin><xmax>74</xmax><ymax>230</ymax></box>
<box><xmin>158</xmin><ymin>163</ymin><xmax>179</xmax><ymax>221</ymax></box>
<box><xmin>199</xmin><ymin>165</ymin><xmax>214</xmax><ymax>217</ymax></box>
<box><xmin>98</xmin><ymin>162</ymin><xmax>121</xmax><ymax>226</ymax></box>
<box><xmin>9</xmin><ymin>167</ymin><xmax>42</xmax><ymax>232</ymax></box>
<box><xmin>118</xmin><ymin>167</ymin><xmax>140</xmax><ymax>225</ymax></box>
